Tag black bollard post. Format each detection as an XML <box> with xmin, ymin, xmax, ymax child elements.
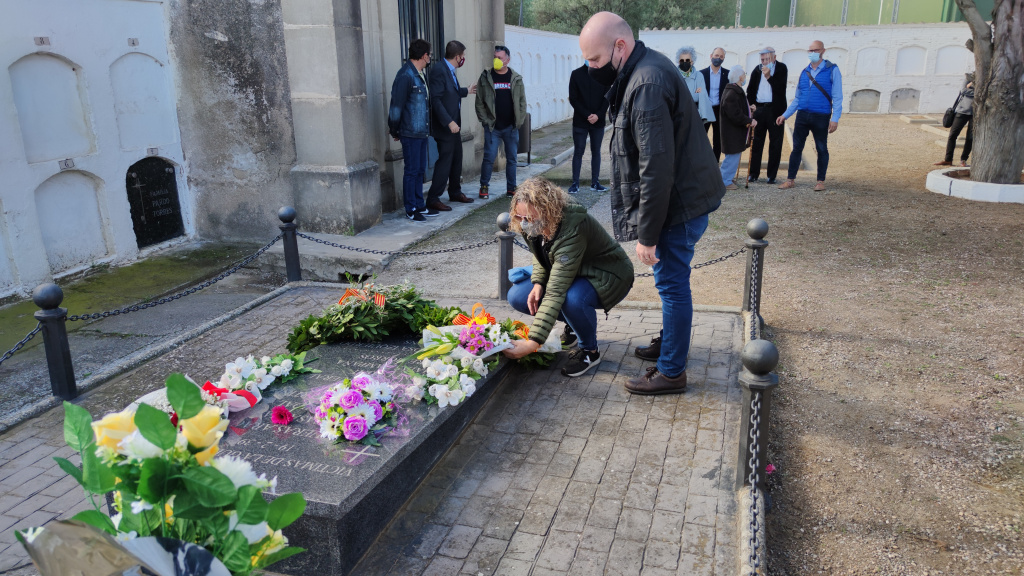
<box><xmin>32</xmin><ymin>283</ymin><xmax>77</xmax><ymax>400</ymax></box>
<box><xmin>496</xmin><ymin>212</ymin><xmax>515</xmax><ymax>300</ymax></box>
<box><xmin>741</xmin><ymin>219</ymin><xmax>769</xmax><ymax>326</ymax></box>
<box><xmin>279</xmin><ymin>206</ymin><xmax>302</xmax><ymax>282</ymax></box>
<box><xmin>735</xmin><ymin>339</ymin><xmax>779</xmax><ymax>491</ymax></box>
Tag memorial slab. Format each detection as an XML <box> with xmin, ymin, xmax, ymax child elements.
<box><xmin>216</xmin><ymin>337</ymin><xmax>515</xmax><ymax>576</ymax></box>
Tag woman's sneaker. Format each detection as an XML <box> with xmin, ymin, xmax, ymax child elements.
<box><xmin>561</xmin><ymin>348</ymin><xmax>601</xmax><ymax>377</ymax></box>
<box><xmin>561</xmin><ymin>324</ymin><xmax>578</xmax><ymax>348</ymax></box>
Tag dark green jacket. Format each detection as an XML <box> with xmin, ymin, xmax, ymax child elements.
<box><xmin>475</xmin><ymin>67</ymin><xmax>527</xmax><ymax>130</ymax></box>
<box><xmin>526</xmin><ymin>204</ymin><xmax>634</xmax><ymax>344</ymax></box>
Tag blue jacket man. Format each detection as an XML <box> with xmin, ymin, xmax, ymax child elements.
<box><xmin>388</xmin><ymin>39</ymin><xmax>433</xmax><ymax>221</ymax></box>
<box><xmin>777</xmin><ymin>40</ymin><xmax>843</xmax><ymax>191</ymax></box>
<box><xmin>425</xmin><ymin>40</ymin><xmax>477</xmax><ymax>211</ymax></box>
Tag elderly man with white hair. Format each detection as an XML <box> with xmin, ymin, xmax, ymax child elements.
<box><xmin>745</xmin><ymin>46</ymin><xmax>788</xmax><ymax>184</ymax></box>
<box><xmin>675</xmin><ymin>46</ymin><xmax>715</xmax><ymax>126</ymax></box>
<box><xmin>719</xmin><ymin>65</ymin><xmax>757</xmax><ymax>189</ymax></box>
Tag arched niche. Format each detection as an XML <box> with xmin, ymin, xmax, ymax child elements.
<box><xmin>125</xmin><ymin>157</ymin><xmax>185</xmax><ymax>248</ymax></box>
<box><xmin>850</xmin><ymin>89</ymin><xmax>880</xmax><ymax>113</ymax></box>
<box><xmin>781</xmin><ymin>50</ymin><xmax>807</xmax><ymax>80</ymax></box>
<box><xmin>825</xmin><ymin>47</ymin><xmax>849</xmax><ymax>73</ymax></box>
<box><xmin>34</xmin><ymin>171</ymin><xmax>109</xmax><ymax>273</ymax></box>
<box><xmin>935</xmin><ymin>45</ymin><xmax>972</xmax><ymax>75</ymax></box>
<box><xmin>889</xmin><ymin>88</ymin><xmax>920</xmax><ymax>113</ymax></box>
<box><xmin>855</xmin><ymin>47</ymin><xmax>888</xmax><ymax>76</ymax></box>
<box><xmin>110</xmin><ymin>52</ymin><xmax>178</xmax><ymax>150</ymax></box>
<box><xmin>724</xmin><ymin>51</ymin><xmax>740</xmax><ymax>69</ymax></box>
<box><xmin>745</xmin><ymin>51</ymin><xmax>761</xmax><ymax>77</ymax></box>
<box><xmin>895</xmin><ymin>46</ymin><xmax>926</xmax><ymax>75</ymax></box>
<box><xmin>9</xmin><ymin>53</ymin><xmax>95</xmax><ymax>163</ymax></box>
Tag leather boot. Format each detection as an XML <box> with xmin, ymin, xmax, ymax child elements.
<box><xmin>633</xmin><ymin>335</ymin><xmax>661</xmax><ymax>361</ymax></box>
<box><xmin>625</xmin><ymin>367</ymin><xmax>687</xmax><ymax>396</ymax></box>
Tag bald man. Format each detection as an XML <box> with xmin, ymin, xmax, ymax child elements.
<box><xmin>776</xmin><ymin>40</ymin><xmax>843</xmax><ymax>191</ymax></box>
<box><xmin>579</xmin><ymin>12</ymin><xmax>725</xmax><ymax>396</ymax></box>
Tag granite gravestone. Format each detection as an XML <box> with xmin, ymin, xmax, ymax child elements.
<box><xmin>126</xmin><ymin>157</ymin><xmax>184</xmax><ymax>248</ymax></box>
<box><xmin>218</xmin><ymin>337</ymin><xmax>512</xmax><ymax>576</ymax></box>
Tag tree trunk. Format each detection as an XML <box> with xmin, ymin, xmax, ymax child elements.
<box><xmin>955</xmin><ymin>0</ymin><xmax>1024</xmax><ymax>184</ymax></box>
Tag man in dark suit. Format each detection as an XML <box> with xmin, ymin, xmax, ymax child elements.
<box><xmin>700</xmin><ymin>46</ymin><xmax>728</xmax><ymax>161</ymax></box>
<box><xmin>426</xmin><ymin>40</ymin><xmax>477</xmax><ymax>211</ymax></box>
<box><xmin>745</xmin><ymin>47</ymin><xmax>788</xmax><ymax>184</ymax></box>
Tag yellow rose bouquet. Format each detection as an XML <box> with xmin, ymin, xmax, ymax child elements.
<box><xmin>25</xmin><ymin>373</ymin><xmax>307</xmax><ymax>575</ymax></box>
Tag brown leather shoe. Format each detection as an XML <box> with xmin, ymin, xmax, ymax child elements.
<box><xmin>450</xmin><ymin>193</ymin><xmax>475</xmax><ymax>203</ymax></box>
<box><xmin>813</xmin><ymin>181</ymin><xmax>826</xmax><ymax>191</ymax></box>
<box><xmin>777</xmin><ymin>179</ymin><xmax>796</xmax><ymax>190</ymax></box>
<box><xmin>426</xmin><ymin>199</ymin><xmax>452</xmax><ymax>212</ymax></box>
<box><xmin>933</xmin><ymin>160</ymin><xmax>953</xmax><ymax>166</ymax></box>
<box><xmin>625</xmin><ymin>367</ymin><xmax>687</xmax><ymax>396</ymax></box>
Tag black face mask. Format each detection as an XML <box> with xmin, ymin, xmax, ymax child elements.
<box><xmin>711</xmin><ymin>57</ymin><xmax>724</xmax><ymax>67</ymax></box>
<box><xmin>588</xmin><ymin>45</ymin><xmax>619</xmax><ymax>86</ymax></box>
<box><xmin>679</xmin><ymin>61</ymin><xmax>692</xmax><ymax>72</ymax></box>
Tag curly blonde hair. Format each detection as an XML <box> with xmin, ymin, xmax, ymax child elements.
<box><xmin>508</xmin><ymin>177</ymin><xmax>569</xmax><ymax>240</ymax></box>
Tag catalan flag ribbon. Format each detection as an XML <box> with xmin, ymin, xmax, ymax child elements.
<box><xmin>339</xmin><ymin>288</ymin><xmax>386</xmax><ymax>307</ymax></box>
<box><xmin>511</xmin><ymin>320</ymin><xmax>529</xmax><ymax>340</ymax></box>
<box><xmin>373</xmin><ymin>293</ymin><xmax>386</xmax><ymax>307</ymax></box>
<box><xmin>452</xmin><ymin>303</ymin><xmax>496</xmax><ymax>327</ymax></box>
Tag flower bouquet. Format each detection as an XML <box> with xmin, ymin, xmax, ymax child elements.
<box><xmin>416</xmin><ymin>303</ymin><xmax>514</xmax><ymax>361</ymax></box>
<box><xmin>309</xmin><ymin>372</ymin><xmax>398</xmax><ymax>446</ymax></box>
<box><xmin>25</xmin><ymin>374</ymin><xmax>307</xmax><ymax>575</ymax></box>
<box><xmin>410</xmin><ymin>354</ymin><xmax>497</xmax><ymax>407</ymax></box>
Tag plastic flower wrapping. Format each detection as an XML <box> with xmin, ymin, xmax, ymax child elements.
<box><xmin>18</xmin><ymin>374</ymin><xmax>308</xmax><ymax>576</ymax></box>
<box><xmin>308</xmin><ymin>371</ymin><xmax>398</xmax><ymax>446</ymax></box>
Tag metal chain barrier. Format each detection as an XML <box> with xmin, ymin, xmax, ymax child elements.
<box><xmin>0</xmin><ymin>323</ymin><xmax>42</xmax><ymax>369</ymax></box>
<box><xmin>747</xmin><ymin>391</ymin><xmax>763</xmax><ymax>575</ymax></box>
<box><xmin>635</xmin><ymin>247</ymin><xmax>747</xmax><ymax>278</ymax></box>
<box><xmin>297</xmin><ymin>232</ymin><xmax>496</xmax><ymax>257</ymax></box>
<box><xmin>748</xmin><ymin>249</ymin><xmax>760</xmax><ymax>341</ymax></box>
<box><xmin>67</xmin><ymin>235</ymin><xmax>283</xmax><ymax>322</ymax></box>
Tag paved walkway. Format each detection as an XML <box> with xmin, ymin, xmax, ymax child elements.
<box><xmin>0</xmin><ymin>288</ymin><xmax>743</xmax><ymax>576</ymax></box>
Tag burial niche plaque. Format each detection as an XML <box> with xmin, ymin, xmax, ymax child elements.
<box><xmin>126</xmin><ymin>157</ymin><xmax>184</xmax><ymax>248</ymax></box>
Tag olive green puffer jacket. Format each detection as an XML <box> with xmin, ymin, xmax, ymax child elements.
<box><xmin>526</xmin><ymin>203</ymin><xmax>634</xmax><ymax>344</ymax></box>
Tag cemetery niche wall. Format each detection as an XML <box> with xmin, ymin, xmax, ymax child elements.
<box><xmin>126</xmin><ymin>157</ymin><xmax>185</xmax><ymax>249</ymax></box>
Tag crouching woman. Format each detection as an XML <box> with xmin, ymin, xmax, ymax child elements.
<box><xmin>502</xmin><ymin>177</ymin><xmax>634</xmax><ymax>377</ymax></box>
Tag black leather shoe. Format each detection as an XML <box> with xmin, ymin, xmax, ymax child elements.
<box><xmin>747</xmin><ymin>176</ymin><xmax>759</xmax><ymax>183</ymax></box>
<box><xmin>426</xmin><ymin>199</ymin><xmax>452</xmax><ymax>212</ymax></box>
<box><xmin>766</xmin><ymin>178</ymin><xmax>777</xmax><ymax>185</ymax></box>
<box><xmin>450</xmin><ymin>193</ymin><xmax>475</xmax><ymax>203</ymax></box>
<box><xmin>634</xmin><ymin>335</ymin><xmax>661</xmax><ymax>361</ymax></box>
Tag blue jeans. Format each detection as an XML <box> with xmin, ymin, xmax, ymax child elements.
<box><xmin>480</xmin><ymin>125</ymin><xmax>519</xmax><ymax>190</ymax></box>
<box><xmin>400</xmin><ymin>136</ymin><xmax>427</xmax><ymax>213</ymax></box>
<box><xmin>653</xmin><ymin>214</ymin><xmax>708</xmax><ymax>377</ymax></box>
<box><xmin>507</xmin><ymin>276</ymin><xmax>600</xmax><ymax>351</ymax></box>
<box><xmin>571</xmin><ymin>124</ymin><xmax>604</xmax><ymax>187</ymax></box>
<box><xmin>788</xmin><ymin>110</ymin><xmax>830</xmax><ymax>181</ymax></box>
<box><xmin>720</xmin><ymin>152</ymin><xmax>741</xmax><ymax>186</ymax></box>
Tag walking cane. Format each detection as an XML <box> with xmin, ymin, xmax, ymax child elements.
<box><xmin>743</xmin><ymin>122</ymin><xmax>753</xmax><ymax>189</ymax></box>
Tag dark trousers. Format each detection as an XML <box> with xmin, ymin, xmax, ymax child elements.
<box><xmin>787</xmin><ymin>111</ymin><xmax>830</xmax><ymax>181</ymax></box>
<box><xmin>704</xmin><ymin>105</ymin><xmax>723</xmax><ymax>161</ymax></box>
<box><xmin>749</xmin><ymin>106</ymin><xmax>785</xmax><ymax>180</ymax></box>
<box><xmin>427</xmin><ymin>132</ymin><xmax>463</xmax><ymax>201</ymax></box>
<box><xmin>400</xmin><ymin>136</ymin><xmax>428</xmax><ymax>214</ymax></box>
<box><xmin>571</xmin><ymin>124</ymin><xmax>605</xmax><ymax>187</ymax></box>
<box><xmin>944</xmin><ymin>114</ymin><xmax>973</xmax><ymax>163</ymax></box>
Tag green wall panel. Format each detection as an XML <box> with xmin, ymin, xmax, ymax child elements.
<box><xmin>794</xmin><ymin>0</ymin><xmax>843</xmax><ymax>26</ymax></box>
<box><xmin>739</xmin><ymin>0</ymin><xmax>770</xmax><ymax>27</ymax></box>
<box><xmin>845</xmin><ymin>0</ymin><xmax>883</xmax><ymax>25</ymax></box>
<box><xmin>767</xmin><ymin>0</ymin><xmax>791</xmax><ymax>26</ymax></box>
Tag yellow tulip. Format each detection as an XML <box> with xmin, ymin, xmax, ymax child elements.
<box><xmin>194</xmin><ymin>443</ymin><xmax>219</xmax><ymax>465</ymax></box>
<box><xmin>164</xmin><ymin>496</ymin><xmax>175</xmax><ymax>523</ymax></box>
<box><xmin>179</xmin><ymin>405</ymin><xmax>228</xmax><ymax>449</ymax></box>
<box><xmin>92</xmin><ymin>408</ymin><xmax>137</xmax><ymax>451</ymax></box>
<box><xmin>436</xmin><ymin>343</ymin><xmax>453</xmax><ymax>354</ymax></box>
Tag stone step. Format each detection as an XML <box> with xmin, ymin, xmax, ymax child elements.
<box><xmin>900</xmin><ymin>114</ymin><xmax>940</xmax><ymax>124</ymax></box>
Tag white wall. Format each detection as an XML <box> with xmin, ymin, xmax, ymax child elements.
<box><xmin>504</xmin><ymin>25</ymin><xmax>583</xmax><ymax>129</ymax></box>
<box><xmin>0</xmin><ymin>0</ymin><xmax>190</xmax><ymax>298</ymax></box>
<box><xmin>641</xmin><ymin>23</ymin><xmax>973</xmax><ymax>115</ymax></box>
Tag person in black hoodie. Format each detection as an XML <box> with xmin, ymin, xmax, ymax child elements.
<box><xmin>568</xmin><ymin>62</ymin><xmax>610</xmax><ymax>194</ymax></box>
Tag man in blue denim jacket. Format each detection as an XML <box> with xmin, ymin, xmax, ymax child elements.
<box><xmin>388</xmin><ymin>39</ymin><xmax>434</xmax><ymax>222</ymax></box>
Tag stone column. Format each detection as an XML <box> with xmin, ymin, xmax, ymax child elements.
<box><xmin>282</xmin><ymin>0</ymin><xmax>381</xmax><ymax>234</ymax></box>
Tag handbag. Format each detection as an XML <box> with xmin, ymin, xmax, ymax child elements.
<box><xmin>943</xmin><ymin>92</ymin><xmax>963</xmax><ymax>128</ymax></box>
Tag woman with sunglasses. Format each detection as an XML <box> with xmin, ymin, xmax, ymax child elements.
<box><xmin>502</xmin><ymin>177</ymin><xmax>634</xmax><ymax>377</ymax></box>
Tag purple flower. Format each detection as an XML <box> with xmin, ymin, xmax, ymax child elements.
<box><xmin>371</xmin><ymin>401</ymin><xmax>384</xmax><ymax>421</ymax></box>
<box><xmin>342</xmin><ymin>417</ymin><xmax>368</xmax><ymax>441</ymax></box>
<box><xmin>338</xmin><ymin>389</ymin><xmax>365</xmax><ymax>410</ymax></box>
<box><xmin>351</xmin><ymin>373</ymin><xmax>372</xmax><ymax>390</ymax></box>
